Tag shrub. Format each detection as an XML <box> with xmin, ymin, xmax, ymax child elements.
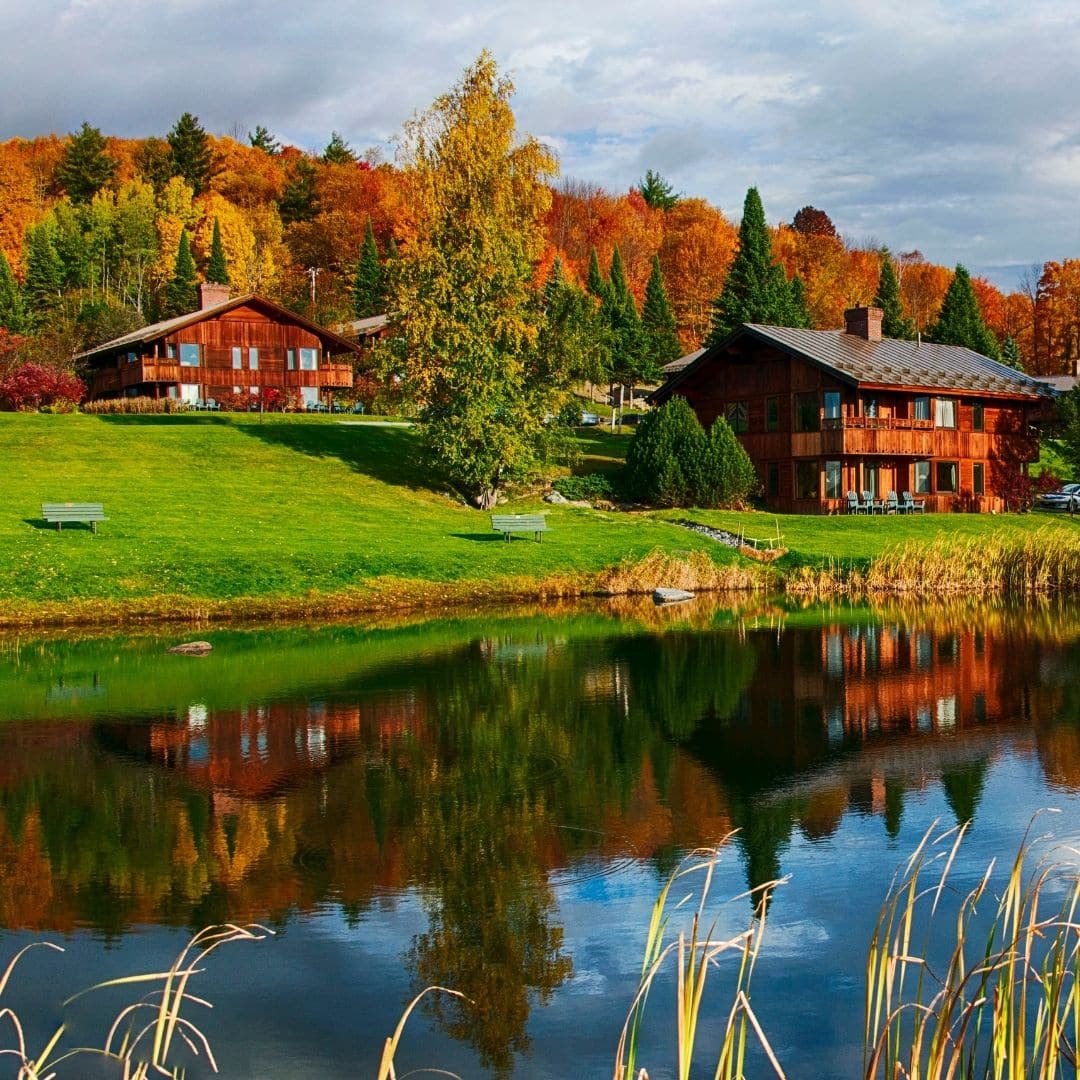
<box><xmin>624</xmin><ymin>398</ymin><xmax>759</xmax><ymax>508</ymax></box>
<box><xmin>553</xmin><ymin>472</ymin><xmax>615</xmax><ymax>501</ymax></box>
<box><xmin>0</xmin><ymin>363</ymin><xmax>85</xmax><ymax>411</ymax></box>
<box><xmin>81</xmin><ymin>396</ymin><xmax>189</xmax><ymax>414</ymax></box>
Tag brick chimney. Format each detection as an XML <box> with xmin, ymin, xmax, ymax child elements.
<box><xmin>843</xmin><ymin>305</ymin><xmax>883</xmax><ymax>342</ymax></box>
<box><xmin>198</xmin><ymin>282</ymin><xmax>230</xmax><ymax>310</ymax></box>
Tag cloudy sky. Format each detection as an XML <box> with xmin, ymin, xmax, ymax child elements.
<box><xmin>4</xmin><ymin>0</ymin><xmax>1078</xmax><ymax>289</ymax></box>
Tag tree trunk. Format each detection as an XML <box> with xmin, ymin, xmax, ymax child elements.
<box><xmin>475</xmin><ymin>487</ymin><xmax>499</xmax><ymax>510</ymax></box>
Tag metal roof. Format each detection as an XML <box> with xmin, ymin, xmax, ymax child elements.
<box><xmin>660</xmin><ymin>324</ymin><xmax>1055</xmax><ymax>401</ymax></box>
<box><xmin>336</xmin><ymin>314</ymin><xmax>389</xmax><ymax>338</ymax></box>
<box><xmin>662</xmin><ymin>347</ymin><xmax>704</xmax><ymax>374</ymax></box>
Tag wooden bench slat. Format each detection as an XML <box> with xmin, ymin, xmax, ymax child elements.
<box><xmin>490</xmin><ymin>513</ymin><xmax>549</xmax><ymax>542</ymax></box>
<box><xmin>41</xmin><ymin>502</ymin><xmax>107</xmax><ymax>532</ymax></box>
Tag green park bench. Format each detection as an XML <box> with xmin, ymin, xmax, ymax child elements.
<box><xmin>491</xmin><ymin>513</ymin><xmax>549</xmax><ymax>542</ymax></box>
<box><xmin>41</xmin><ymin>502</ymin><xmax>108</xmax><ymax>533</ymax></box>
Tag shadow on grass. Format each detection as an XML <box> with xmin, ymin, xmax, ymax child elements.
<box><xmin>450</xmin><ymin>533</ymin><xmax>507</xmax><ymax>543</ymax></box>
<box><xmin>23</xmin><ymin>518</ymin><xmax>97</xmax><ymax>532</ymax></box>
<box><xmin>93</xmin><ymin>414</ymin><xmax>232</xmax><ymax>426</ymax></box>
<box><xmin>239</xmin><ymin>420</ymin><xmax>437</xmax><ymax>490</ymax></box>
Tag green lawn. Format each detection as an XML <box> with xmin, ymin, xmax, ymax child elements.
<box><xmin>0</xmin><ymin>414</ymin><xmax>726</xmax><ymax>608</ymax></box>
<box><xmin>2</xmin><ymin>412</ymin><xmax>1077</xmax><ymax>619</ymax></box>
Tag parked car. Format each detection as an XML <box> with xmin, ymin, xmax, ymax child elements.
<box><xmin>579</xmin><ymin>411</ymin><xmax>600</xmax><ymax>426</ymax></box>
<box><xmin>1037</xmin><ymin>482</ymin><xmax>1080</xmax><ymax>511</ymax></box>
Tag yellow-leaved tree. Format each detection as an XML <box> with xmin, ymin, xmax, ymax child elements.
<box><xmin>391</xmin><ymin>52</ymin><xmax>560</xmax><ymax>509</ymax></box>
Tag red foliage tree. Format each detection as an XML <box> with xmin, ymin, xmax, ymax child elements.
<box><xmin>0</xmin><ymin>363</ymin><xmax>84</xmax><ymax>410</ymax></box>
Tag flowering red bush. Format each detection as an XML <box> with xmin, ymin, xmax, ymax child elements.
<box><xmin>0</xmin><ymin>363</ymin><xmax>85</xmax><ymax>411</ymax></box>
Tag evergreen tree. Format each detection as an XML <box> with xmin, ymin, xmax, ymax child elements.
<box><xmin>638</xmin><ymin>169</ymin><xmax>680</xmax><ymax>210</ymax></box>
<box><xmin>641</xmin><ymin>254</ymin><xmax>681</xmax><ymax>368</ymax></box>
<box><xmin>322</xmin><ymin>132</ymin><xmax>356</xmax><ymax>165</ymax></box>
<box><xmin>1001</xmin><ymin>336</ymin><xmax>1023</xmax><ymax>370</ymax></box>
<box><xmin>279</xmin><ymin>158</ymin><xmax>320</xmax><ymax>225</ymax></box>
<box><xmin>55</xmin><ymin>122</ymin><xmax>118</xmax><ymax>204</ymax></box>
<box><xmin>540</xmin><ymin>259</ymin><xmax>608</xmax><ymax>389</ymax></box>
<box><xmin>874</xmin><ymin>252</ymin><xmax>915</xmax><ymax>339</ymax></box>
<box><xmin>0</xmin><ymin>251</ymin><xmax>25</xmax><ymax>333</ymax></box>
<box><xmin>23</xmin><ymin>222</ymin><xmax>64</xmax><ymax>328</ymax></box>
<box><xmin>585</xmin><ymin>247</ymin><xmax>607</xmax><ymax>299</ymax></box>
<box><xmin>248</xmin><ymin>125</ymin><xmax>280</xmax><ymax>155</ymax></box>
<box><xmin>134</xmin><ymin>137</ymin><xmax>174</xmax><ymax>195</ymax></box>
<box><xmin>164</xmin><ymin>229</ymin><xmax>198</xmax><ymax>317</ymax></box>
<box><xmin>602</xmin><ymin>247</ymin><xmax>653</xmax><ymax>390</ymax></box>
<box><xmin>788</xmin><ymin>274</ymin><xmax>811</xmax><ymax>329</ymax></box>
<box><xmin>50</xmin><ymin>201</ymin><xmax>92</xmax><ymax>289</ymax></box>
<box><xmin>206</xmin><ymin>218</ymin><xmax>229</xmax><ymax>285</ymax></box>
<box><xmin>928</xmin><ymin>265</ymin><xmax>1000</xmax><ymax>359</ymax></box>
<box><xmin>167</xmin><ymin>112</ymin><xmax>214</xmax><ymax>195</ymax></box>
<box><xmin>707</xmin><ymin>187</ymin><xmax>797</xmax><ymax>345</ymax></box>
<box><xmin>352</xmin><ymin>219</ymin><xmax>385</xmax><ymax>318</ymax></box>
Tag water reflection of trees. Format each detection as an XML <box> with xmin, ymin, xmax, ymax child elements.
<box><xmin>2</xmin><ymin>612</ymin><xmax>1080</xmax><ymax>1067</ymax></box>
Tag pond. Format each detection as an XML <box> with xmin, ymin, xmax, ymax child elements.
<box><xmin>1</xmin><ymin>596</ymin><xmax>1080</xmax><ymax>1078</ymax></box>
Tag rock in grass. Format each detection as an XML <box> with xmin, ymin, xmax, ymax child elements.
<box><xmin>168</xmin><ymin>641</ymin><xmax>213</xmax><ymax>655</ymax></box>
<box><xmin>653</xmin><ymin>588</ymin><xmax>695</xmax><ymax>605</ymax></box>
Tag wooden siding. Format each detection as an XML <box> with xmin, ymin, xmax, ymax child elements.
<box><xmin>675</xmin><ymin>338</ymin><xmax>1046</xmax><ymax>514</ymax></box>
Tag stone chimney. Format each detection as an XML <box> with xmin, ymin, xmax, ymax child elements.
<box><xmin>843</xmin><ymin>305</ymin><xmax>883</xmax><ymax>342</ymax></box>
<box><xmin>198</xmin><ymin>282</ymin><xmax>230</xmax><ymax>310</ymax></box>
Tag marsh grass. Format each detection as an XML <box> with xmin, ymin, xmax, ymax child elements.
<box><xmin>0</xmin><ymin>924</ymin><xmax>270</xmax><ymax>1079</ymax></box>
<box><xmin>596</xmin><ymin>550</ymin><xmax>768</xmax><ymax>596</ymax></box>
<box><xmin>865</xmin><ymin>814</ymin><xmax>1080</xmax><ymax>1079</ymax></box>
<box><xmin>615</xmin><ymin>842</ymin><xmax>787</xmax><ymax>1080</ymax></box>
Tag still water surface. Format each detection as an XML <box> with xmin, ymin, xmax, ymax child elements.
<box><xmin>2</xmin><ymin>598</ymin><xmax>1080</xmax><ymax>1077</ymax></box>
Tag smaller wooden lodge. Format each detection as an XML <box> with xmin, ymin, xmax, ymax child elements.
<box><xmin>77</xmin><ymin>285</ymin><xmax>360</xmax><ymax>407</ymax></box>
<box><xmin>653</xmin><ymin>307</ymin><xmax>1056</xmax><ymax>513</ymax></box>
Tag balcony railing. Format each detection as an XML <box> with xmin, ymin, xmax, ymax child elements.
<box><xmin>821</xmin><ymin>415</ymin><xmax>935</xmax><ymax>431</ymax></box>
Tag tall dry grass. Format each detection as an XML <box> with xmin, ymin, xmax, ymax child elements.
<box><xmin>865</xmin><ymin>527</ymin><xmax>1080</xmax><ymax>596</ymax></box>
<box><xmin>596</xmin><ymin>550</ymin><xmax>769</xmax><ymax>596</ymax></box>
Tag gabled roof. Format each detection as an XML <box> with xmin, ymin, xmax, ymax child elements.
<box><xmin>74</xmin><ymin>293</ymin><xmax>362</xmax><ymax>363</ymax></box>
<box><xmin>658</xmin><ymin>324</ymin><xmax>1055</xmax><ymax>402</ymax></box>
<box><xmin>662</xmin><ymin>347</ymin><xmax>704</xmax><ymax>375</ymax></box>
<box><xmin>337</xmin><ymin>313</ymin><xmax>389</xmax><ymax>338</ymax></box>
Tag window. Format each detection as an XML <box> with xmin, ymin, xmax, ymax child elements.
<box><xmin>232</xmin><ymin>346</ymin><xmax>243</xmax><ymax>370</ymax></box>
<box><xmin>823</xmin><ymin>391</ymin><xmax>841</xmax><ymax>422</ymax></box>
<box><xmin>766</xmin><ymin>396</ymin><xmax>779</xmax><ymax>432</ymax></box>
<box><xmin>166</xmin><ymin>343</ymin><xmax>176</xmax><ymax>359</ymax></box>
<box><xmin>825</xmin><ymin>460</ymin><xmax>842</xmax><ymax>499</ymax></box>
<box><xmin>914</xmin><ymin>460</ymin><xmax>931</xmax><ymax>494</ymax></box>
<box><xmin>973</xmin><ymin>462</ymin><xmax>985</xmax><ymax>495</ymax></box>
<box><xmin>286</xmin><ymin>348</ymin><xmax>296</xmax><ymax>370</ymax></box>
<box><xmin>914</xmin><ymin>395</ymin><xmax>931</xmax><ymax>421</ymax></box>
<box><xmin>795</xmin><ymin>460</ymin><xmax>819</xmax><ymax>500</ymax></box>
<box><xmin>936</xmin><ymin>460</ymin><xmax>958</xmax><ymax>493</ymax></box>
<box><xmin>972</xmin><ymin>401</ymin><xmax>984</xmax><ymax>431</ymax></box>
<box><xmin>179</xmin><ymin>343</ymin><xmax>200</xmax><ymax>367</ymax></box>
<box><xmin>726</xmin><ymin>401</ymin><xmax>748</xmax><ymax>433</ymax></box>
<box><xmin>249</xmin><ymin>347</ymin><xmax>259</xmax><ymax>371</ymax></box>
<box><xmin>935</xmin><ymin>397</ymin><xmax>957</xmax><ymax>428</ymax></box>
<box><xmin>863</xmin><ymin>396</ymin><xmax>878</xmax><ymax>419</ymax></box>
<box><xmin>766</xmin><ymin>462</ymin><xmax>780</xmax><ymax>496</ymax></box>
<box><xmin>794</xmin><ymin>392</ymin><xmax>819</xmax><ymax>432</ymax></box>
<box><xmin>299</xmin><ymin>348</ymin><xmax>319</xmax><ymax>371</ymax></box>
<box><xmin>125</xmin><ymin>350</ymin><xmax>137</xmax><ymax>364</ymax></box>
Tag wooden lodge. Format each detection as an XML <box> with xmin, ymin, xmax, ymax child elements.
<box><xmin>652</xmin><ymin>306</ymin><xmax>1057</xmax><ymax>513</ymax></box>
<box><xmin>77</xmin><ymin>285</ymin><xmax>360</xmax><ymax>408</ymax></box>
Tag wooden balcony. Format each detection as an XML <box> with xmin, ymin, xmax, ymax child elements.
<box><xmin>818</xmin><ymin>415</ymin><xmax>937</xmax><ymax>458</ymax></box>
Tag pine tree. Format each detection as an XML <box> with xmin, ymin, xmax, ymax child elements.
<box><xmin>279</xmin><ymin>158</ymin><xmax>319</xmax><ymax>225</ymax></box>
<box><xmin>248</xmin><ymin>125</ymin><xmax>280</xmax><ymax>155</ymax></box>
<box><xmin>55</xmin><ymin>122</ymin><xmax>118</xmax><ymax>204</ymax></box>
<box><xmin>167</xmin><ymin>112</ymin><xmax>214</xmax><ymax>195</ymax></box>
<box><xmin>23</xmin><ymin>222</ymin><xmax>64</xmax><ymax>328</ymax></box>
<box><xmin>206</xmin><ymin>218</ymin><xmax>229</xmax><ymax>285</ymax></box>
<box><xmin>603</xmin><ymin>247</ymin><xmax>651</xmax><ymax>388</ymax></box>
<box><xmin>134</xmin><ymin>137</ymin><xmax>175</xmax><ymax>195</ymax></box>
<box><xmin>1001</xmin><ymin>336</ymin><xmax>1023</xmax><ymax>370</ymax></box>
<box><xmin>585</xmin><ymin>247</ymin><xmax>607</xmax><ymax>299</ymax></box>
<box><xmin>707</xmin><ymin>187</ymin><xmax>796</xmax><ymax>345</ymax></box>
<box><xmin>638</xmin><ymin>169</ymin><xmax>680</xmax><ymax>210</ymax></box>
<box><xmin>874</xmin><ymin>252</ymin><xmax>915</xmax><ymax>339</ymax></box>
<box><xmin>928</xmin><ymin>265</ymin><xmax>1000</xmax><ymax>360</ymax></box>
<box><xmin>641</xmin><ymin>255</ymin><xmax>681</xmax><ymax>368</ymax></box>
<box><xmin>322</xmin><ymin>132</ymin><xmax>356</xmax><ymax>165</ymax></box>
<box><xmin>165</xmin><ymin>229</ymin><xmax>198</xmax><ymax>317</ymax></box>
<box><xmin>352</xmin><ymin>220</ymin><xmax>385</xmax><ymax>318</ymax></box>
<box><xmin>0</xmin><ymin>251</ymin><xmax>25</xmax><ymax>333</ymax></box>
<box><xmin>787</xmin><ymin>274</ymin><xmax>811</xmax><ymax>329</ymax></box>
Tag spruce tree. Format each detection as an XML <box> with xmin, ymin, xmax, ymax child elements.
<box><xmin>787</xmin><ymin>274</ymin><xmax>811</xmax><ymax>329</ymax></box>
<box><xmin>638</xmin><ymin>169</ymin><xmax>680</xmax><ymax>211</ymax></box>
<box><xmin>322</xmin><ymin>132</ymin><xmax>356</xmax><ymax>164</ymax></box>
<box><xmin>0</xmin><ymin>251</ymin><xmax>25</xmax><ymax>333</ymax></box>
<box><xmin>707</xmin><ymin>187</ymin><xmax>796</xmax><ymax>345</ymax></box>
<box><xmin>1001</xmin><ymin>336</ymin><xmax>1023</xmax><ymax>370</ymax></box>
<box><xmin>874</xmin><ymin>252</ymin><xmax>915</xmax><ymax>339</ymax></box>
<box><xmin>641</xmin><ymin>254</ymin><xmax>681</xmax><ymax>368</ymax></box>
<box><xmin>55</xmin><ymin>121</ymin><xmax>118</xmax><ymax>204</ymax></box>
<box><xmin>279</xmin><ymin>158</ymin><xmax>319</xmax><ymax>225</ymax></box>
<box><xmin>167</xmin><ymin>112</ymin><xmax>214</xmax><ymax>195</ymax></box>
<box><xmin>603</xmin><ymin>247</ymin><xmax>651</xmax><ymax>387</ymax></box>
<box><xmin>206</xmin><ymin>218</ymin><xmax>229</xmax><ymax>285</ymax></box>
<box><xmin>352</xmin><ymin>220</ymin><xmax>385</xmax><ymax>318</ymax></box>
<box><xmin>23</xmin><ymin>222</ymin><xmax>64</xmax><ymax>328</ymax></box>
<box><xmin>928</xmin><ymin>265</ymin><xmax>1000</xmax><ymax>359</ymax></box>
<box><xmin>248</xmin><ymin>125</ymin><xmax>280</xmax><ymax>155</ymax></box>
<box><xmin>134</xmin><ymin>137</ymin><xmax>174</xmax><ymax>195</ymax></box>
<box><xmin>585</xmin><ymin>247</ymin><xmax>607</xmax><ymax>299</ymax></box>
<box><xmin>165</xmin><ymin>229</ymin><xmax>198</xmax><ymax>317</ymax></box>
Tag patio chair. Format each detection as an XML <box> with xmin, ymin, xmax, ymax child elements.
<box><xmin>846</xmin><ymin>491</ymin><xmax>863</xmax><ymax>514</ymax></box>
<box><xmin>885</xmin><ymin>491</ymin><xmax>901</xmax><ymax>514</ymax></box>
<box><xmin>863</xmin><ymin>490</ymin><xmax>883</xmax><ymax>514</ymax></box>
<box><xmin>902</xmin><ymin>491</ymin><xmax>926</xmax><ymax>513</ymax></box>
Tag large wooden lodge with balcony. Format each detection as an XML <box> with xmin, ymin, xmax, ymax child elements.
<box><xmin>653</xmin><ymin>306</ymin><xmax>1056</xmax><ymax>513</ymax></box>
<box><xmin>76</xmin><ymin>285</ymin><xmax>360</xmax><ymax>408</ymax></box>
